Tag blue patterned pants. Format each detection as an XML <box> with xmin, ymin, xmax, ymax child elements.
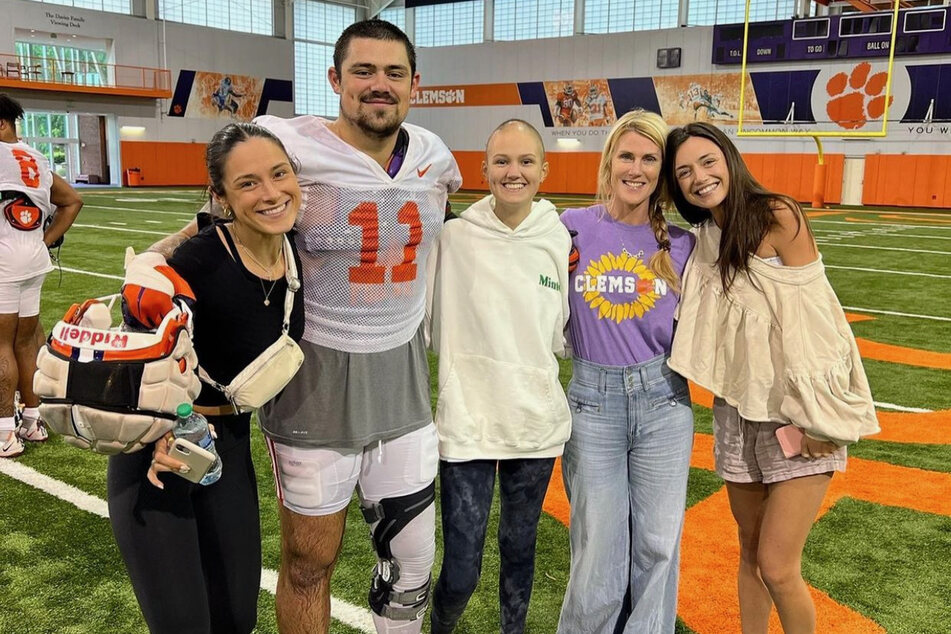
<box><xmin>431</xmin><ymin>457</ymin><xmax>555</xmax><ymax>634</ymax></box>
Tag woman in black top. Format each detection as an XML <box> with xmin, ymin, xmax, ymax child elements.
<box><xmin>107</xmin><ymin>123</ymin><xmax>304</xmax><ymax>634</ymax></box>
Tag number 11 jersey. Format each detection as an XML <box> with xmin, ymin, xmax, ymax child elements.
<box><xmin>255</xmin><ymin>115</ymin><xmax>462</xmax><ymax>354</ymax></box>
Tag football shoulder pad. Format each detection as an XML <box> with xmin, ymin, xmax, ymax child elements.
<box><xmin>34</xmin><ymin>302</ymin><xmax>201</xmax><ymax>455</ymax></box>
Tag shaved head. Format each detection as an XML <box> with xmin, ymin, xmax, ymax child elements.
<box><xmin>486</xmin><ymin>119</ymin><xmax>545</xmax><ymax>160</ymax></box>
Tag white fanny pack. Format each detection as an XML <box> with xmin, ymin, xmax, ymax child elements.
<box><xmin>197</xmin><ymin>235</ymin><xmax>303</xmax><ymax>413</ymax></box>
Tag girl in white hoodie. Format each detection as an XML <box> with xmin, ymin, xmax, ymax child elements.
<box><xmin>426</xmin><ymin>119</ymin><xmax>571</xmax><ymax>633</ymax></box>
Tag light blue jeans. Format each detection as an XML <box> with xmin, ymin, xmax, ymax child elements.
<box><xmin>557</xmin><ymin>355</ymin><xmax>694</xmax><ymax>634</ymax></box>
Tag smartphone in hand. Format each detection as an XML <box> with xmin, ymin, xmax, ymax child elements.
<box><xmin>168</xmin><ymin>438</ymin><xmax>216</xmax><ymax>483</ymax></box>
<box><xmin>775</xmin><ymin>425</ymin><xmax>805</xmax><ymax>459</ymax></box>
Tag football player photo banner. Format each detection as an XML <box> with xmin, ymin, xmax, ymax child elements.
<box><xmin>544</xmin><ymin>79</ymin><xmax>617</xmax><ymax>128</ymax></box>
<box><xmin>654</xmin><ymin>73</ymin><xmax>763</xmax><ymax>125</ymax></box>
<box><xmin>173</xmin><ymin>72</ymin><xmax>265</xmax><ymax>121</ymax></box>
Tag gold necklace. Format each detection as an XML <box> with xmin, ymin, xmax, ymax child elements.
<box><xmin>231</xmin><ymin>225</ymin><xmax>282</xmax><ymax>306</ymax></box>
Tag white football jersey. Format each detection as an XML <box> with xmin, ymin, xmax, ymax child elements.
<box><xmin>0</xmin><ymin>141</ymin><xmax>54</xmax><ymax>282</ymax></box>
<box><xmin>255</xmin><ymin>115</ymin><xmax>462</xmax><ymax>353</ymax></box>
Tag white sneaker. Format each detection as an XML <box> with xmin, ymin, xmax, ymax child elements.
<box><xmin>17</xmin><ymin>418</ymin><xmax>49</xmax><ymax>442</ymax></box>
<box><xmin>0</xmin><ymin>431</ymin><xmax>25</xmax><ymax>458</ymax></box>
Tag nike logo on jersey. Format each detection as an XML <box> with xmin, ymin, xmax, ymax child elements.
<box><xmin>416</xmin><ymin>164</ymin><xmax>432</xmax><ymax>178</ymax></box>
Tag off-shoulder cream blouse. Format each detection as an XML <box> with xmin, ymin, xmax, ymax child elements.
<box><xmin>669</xmin><ymin>221</ymin><xmax>879</xmax><ymax>446</ymax></box>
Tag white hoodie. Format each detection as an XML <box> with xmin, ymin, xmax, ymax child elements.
<box><xmin>426</xmin><ymin>195</ymin><xmax>572</xmax><ymax>460</ymax></box>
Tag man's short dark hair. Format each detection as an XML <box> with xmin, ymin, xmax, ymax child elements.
<box><xmin>333</xmin><ymin>19</ymin><xmax>416</xmax><ymax>76</ymax></box>
<box><xmin>0</xmin><ymin>94</ymin><xmax>24</xmax><ymax>128</ymax></box>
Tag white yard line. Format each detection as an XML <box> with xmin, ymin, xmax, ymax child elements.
<box><xmin>82</xmin><ymin>190</ymin><xmax>200</xmax><ymax>196</ymax></box>
<box><xmin>70</xmin><ymin>223</ymin><xmax>170</xmax><ymax>236</ymax></box>
<box><xmin>812</xmin><ymin>219</ymin><xmax>951</xmax><ymax>231</ymax></box>
<box><xmin>825</xmin><ymin>265</ymin><xmax>951</xmax><ymax>279</ymax></box>
<box><xmin>82</xmin><ymin>204</ymin><xmax>195</xmax><ymax>218</ymax></box>
<box><xmin>843</xmin><ymin>306</ymin><xmax>951</xmax><ymax>322</ymax></box>
<box><xmin>813</xmin><ymin>229</ymin><xmax>951</xmax><ymax>241</ymax></box>
<box><xmin>873</xmin><ymin>401</ymin><xmax>933</xmax><ymax>414</ymax></box>
<box><xmin>0</xmin><ymin>459</ymin><xmax>375</xmax><ymax>632</ymax></box>
<box><xmin>60</xmin><ymin>267</ymin><xmax>123</xmax><ymax>280</ymax></box>
<box><xmin>815</xmin><ymin>242</ymin><xmax>950</xmax><ymax>256</ymax></box>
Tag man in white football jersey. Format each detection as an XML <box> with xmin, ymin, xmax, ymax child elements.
<box><xmin>135</xmin><ymin>20</ymin><xmax>461</xmax><ymax>634</ymax></box>
<box><xmin>0</xmin><ymin>93</ymin><xmax>82</xmax><ymax>457</ymax></box>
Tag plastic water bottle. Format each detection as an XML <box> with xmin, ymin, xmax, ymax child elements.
<box><xmin>173</xmin><ymin>403</ymin><xmax>222</xmax><ymax>485</ymax></box>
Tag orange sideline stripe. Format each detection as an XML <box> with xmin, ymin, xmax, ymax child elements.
<box><xmin>855</xmin><ymin>338</ymin><xmax>951</xmax><ymax>370</ymax></box>
<box><xmin>879</xmin><ymin>214</ymin><xmax>951</xmax><ymax>224</ymax></box>
<box><xmin>872</xmin><ymin>409</ymin><xmax>951</xmax><ymax>444</ymax></box>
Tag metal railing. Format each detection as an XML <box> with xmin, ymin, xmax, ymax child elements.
<box><xmin>0</xmin><ymin>53</ymin><xmax>171</xmax><ymax>94</ymax></box>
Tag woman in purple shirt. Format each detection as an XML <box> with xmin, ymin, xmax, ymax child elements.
<box><xmin>557</xmin><ymin>110</ymin><xmax>696</xmax><ymax>634</ymax></box>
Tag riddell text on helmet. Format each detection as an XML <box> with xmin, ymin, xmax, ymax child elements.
<box><xmin>55</xmin><ymin>325</ymin><xmax>130</xmax><ymax>349</ymax></box>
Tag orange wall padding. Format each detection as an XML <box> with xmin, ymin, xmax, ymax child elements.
<box><xmin>746</xmin><ymin>153</ymin><xmax>844</xmax><ymax>205</ymax></box>
<box><xmin>454</xmin><ymin>150</ymin><xmax>842</xmax><ymax>204</ymax></box>
<box><xmin>120</xmin><ymin>141</ymin><xmax>208</xmax><ymax>186</ymax></box>
<box><xmin>864</xmin><ymin>154</ymin><xmax>951</xmax><ymax>208</ymax></box>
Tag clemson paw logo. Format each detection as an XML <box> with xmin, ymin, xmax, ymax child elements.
<box><xmin>825</xmin><ymin>62</ymin><xmax>892</xmax><ymax>130</ymax></box>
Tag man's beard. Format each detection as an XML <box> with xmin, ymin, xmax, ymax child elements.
<box><xmin>347</xmin><ymin>102</ymin><xmax>402</xmax><ymax>140</ymax></box>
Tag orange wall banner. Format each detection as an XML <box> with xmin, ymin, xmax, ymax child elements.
<box><xmin>411</xmin><ymin>83</ymin><xmax>521</xmax><ymax>107</ymax></box>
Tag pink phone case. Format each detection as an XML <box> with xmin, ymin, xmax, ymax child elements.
<box><xmin>775</xmin><ymin>425</ymin><xmax>804</xmax><ymax>459</ymax></box>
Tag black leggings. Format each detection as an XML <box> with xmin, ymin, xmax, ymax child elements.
<box><xmin>107</xmin><ymin>417</ymin><xmax>260</xmax><ymax>634</ymax></box>
<box><xmin>431</xmin><ymin>457</ymin><xmax>555</xmax><ymax>634</ymax></box>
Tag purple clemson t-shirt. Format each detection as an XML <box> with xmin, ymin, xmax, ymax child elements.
<box><xmin>562</xmin><ymin>205</ymin><xmax>696</xmax><ymax>366</ymax></box>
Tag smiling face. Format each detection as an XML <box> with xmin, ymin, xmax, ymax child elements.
<box><xmin>215</xmin><ymin>136</ymin><xmax>300</xmax><ymax>238</ymax></box>
<box><xmin>329</xmin><ymin>37</ymin><xmax>419</xmax><ymax>140</ymax></box>
<box><xmin>483</xmin><ymin>123</ymin><xmax>548</xmax><ymax>213</ymax></box>
<box><xmin>673</xmin><ymin>135</ymin><xmax>730</xmax><ymax>217</ymax></box>
<box><xmin>607</xmin><ymin>130</ymin><xmax>662</xmax><ymax>220</ymax></box>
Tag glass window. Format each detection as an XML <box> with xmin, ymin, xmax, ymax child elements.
<box><xmin>159</xmin><ymin>0</ymin><xmax>273</xmax><ymax>36</ymax></box>
<box><xmin>415</xmin><ymin>0</ymin><xmax>484</xmax><ymax>47</ymax></box>
<box><xmin>495</xmin><ymin>0</ymin><xmax>574</xmax><ymax>41</ymax></box>
<box><xmin>687</xmin><ymin>0</ymin><xmax>796</xmax><ymax>27</ymax></box>
<box><xmin>379</xmin><ymin>7</ymin><xmax>406</xmax><ymax>32</ymax></box>
<box><xmin>584</xmin><ymin>0</ymin><xmax>677</xmax><ymax>33</ymax></box>
<box><xmin>15</xmin><ymin>41</ymin><xmax>109</xmax><ymax>86</ymax></box>
<box><xmin>293</xmin><ymin>1</ymin><xmax>356</xmax><ymax>117</ymax></box>
<box><xmin>22</xmin><ymin>0</ymin><xmax>130</xmax><ymax>14</ymax></box>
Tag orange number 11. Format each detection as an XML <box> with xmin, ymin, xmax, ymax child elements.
<box><xmin>348</xmin><ymin>201</ymin><xmax>422</xmax><ymax>285</ymax></box>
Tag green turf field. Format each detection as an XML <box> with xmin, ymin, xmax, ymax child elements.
<box><xmin>1</xmin><ymin>188</ymin><xmax>948</xmax><ymax>633</ymax></box>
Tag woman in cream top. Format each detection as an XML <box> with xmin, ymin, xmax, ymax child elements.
<box><xmin>664</xmin><ymin>122</ymin><xmax>878</xmax><ymax>634</ymax></box>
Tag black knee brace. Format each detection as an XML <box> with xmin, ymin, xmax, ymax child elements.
<box><xmin>361</xmin><ymin>482</ymin><xmax>436</xmax><ymax>621</ymax></box>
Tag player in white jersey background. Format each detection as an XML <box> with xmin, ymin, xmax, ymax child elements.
<box><xmin>0</xmin><ymin>93</ymin><xmax>82</xmax><ymax>458</ymax></box>
<box><xmin>134</xmin><ymin>20</ymin><xmax>461</xmax><ymax>634</ymax></box>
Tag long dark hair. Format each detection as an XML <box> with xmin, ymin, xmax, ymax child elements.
<box><xmin>664</xmin><ymin>122</ymin><xmax>810</xmax><ymax>291</ymax></box>
<box><xmin>205</xmin><ymin>122</ymin><xmax>298</xmax><ymax>202</ymax></box>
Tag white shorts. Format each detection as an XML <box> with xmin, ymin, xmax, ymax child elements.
<box><xmin>0</xmin><ymin>273</ymin><xmax>45</xmax><ymax>316</ymax></box>
<box><xmin>265</xmin><ymin>423</ymin><xmax>439</xmax><ymax>516</ymax></box>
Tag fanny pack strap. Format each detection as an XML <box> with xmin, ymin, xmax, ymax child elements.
<box><xmin>281</xmin><ymin>234</ymin><xmax>299</xmax><ymax>334</ymax></box>
<box><xmin>198</xmin><ymin>233</ymin><xmax>300</xmax><ymax>394</ymax></box>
